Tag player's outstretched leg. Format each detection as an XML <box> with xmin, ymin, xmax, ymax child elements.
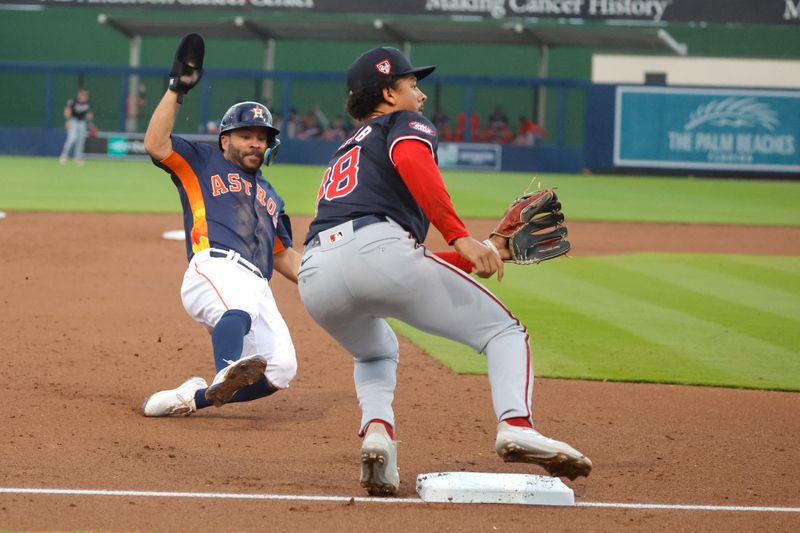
<box><xmin>495</xmin><ymin>420</ymin><xmax>592</xmax><ymax>480</ymax></box>
<box><xmin>141</xmin><ymin>377</ymin><xmax>208</xmax><ymax>417</ymax></box>
<box><xmin>205</xmin><ymin>354</ymin><xmax>268</xmax><ymax>407</ymax></box>
<box><xmin>360</xmin><ymin>420</ymin><xmax>399</xmax><ymax>496</ymax></box>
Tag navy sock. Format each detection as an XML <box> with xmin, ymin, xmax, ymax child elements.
<box><xmin>211</xmin><ymin>310</ymin><xmax>252</xmax><ymax>372</ymax></box>
<box><xmin>194</xmin><ymin>387</ymin><xmax>212</xmax><ymax>410</ymax></box>
<box><xmin>193</xmin><ymin>376</ymin><xmax>277</xmax><ymax>410</ymax></box>
<box><xmin>229</xmin><ymin>376</ymin><xmax>279</xmax><ymax>403</ymax></box>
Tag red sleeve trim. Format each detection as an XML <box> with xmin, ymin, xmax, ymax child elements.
<box><xmin>389</xmin><ymin>134</ymin><xmax>434</xmax><ymax>165</ymax></box>
<box><xmin>392</xmin><ymin>139</ymin><xmax>469</xmax><ymax>245</ymax></box>
<box><xmin>434</xmin><ymin>251</ymin><xmax>473</xmax><ymax>273</ymax></box>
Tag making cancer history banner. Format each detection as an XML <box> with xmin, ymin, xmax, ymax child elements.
<box><xmin>4</xmin><ymin>0</ymin><xmax>799</xmax><ymax>25</ymax></box>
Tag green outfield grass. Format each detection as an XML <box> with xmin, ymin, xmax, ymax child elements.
<box><xmin>391</xmin><ymin>253</ymin><xmax>800</xmax><ymax>391</ymax></box>
<box><xmin>2</xmin><ymin>155</ymin><xmax>799</xmax><ymax>390</ymax></box>
<box><xmin>2</xmin><ymin>156</ymin><xmax>800</xmax><ymax>225</ymax></box>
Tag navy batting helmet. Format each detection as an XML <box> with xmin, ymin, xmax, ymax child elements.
<box><xmin>218</xmin><ymin>101</ymin><xmax>281</xmax><ymax>166</ymax></box>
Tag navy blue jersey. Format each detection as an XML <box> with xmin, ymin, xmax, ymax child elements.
<box><xmin>306</xmin><ymin>110</ymin><xmax>439</xmax><ymax>244</ymax></box>
<box><xmin>153</xmin><ymin>135</ymin><xmax>292</xmax><ymax>279</ymax></box>
<box><xmin>67</xmin><ymin>98</ymin><xmax>91</xmax><ymax>121</ymax></box>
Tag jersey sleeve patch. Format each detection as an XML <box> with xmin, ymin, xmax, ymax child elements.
<box><xmin>408</xmin><ymin>120</ymin><xmax>437</xmax><ymax>137</ymax></box>
<box><xmin>386</xmin><ymin>111</ymin><xmax>439</xmax><ymax>166</ymax></box>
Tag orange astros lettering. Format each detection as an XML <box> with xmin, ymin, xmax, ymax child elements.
<box><xmin>210</xmin><ymin>174</ymin><xmax>228</xmax><ymax>196</ymax></box>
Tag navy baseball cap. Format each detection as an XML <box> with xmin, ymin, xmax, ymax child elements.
<box><xmin>346</xmin><ymin>47</ymin><xmax>436</xmax><ymax>93</ymax></box>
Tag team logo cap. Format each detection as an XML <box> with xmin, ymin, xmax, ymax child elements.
<box><xmin>346</xmin><ymin>47</ymin><xmax>435</xmax><ymax>93</ymax></box>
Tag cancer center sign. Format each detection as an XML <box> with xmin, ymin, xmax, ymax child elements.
<box><xmin>614</xmin><ymin>86</ymin><xmax>800</xmax><ymax>173</ymax></box>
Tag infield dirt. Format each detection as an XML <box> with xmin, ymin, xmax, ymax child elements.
<box><xmin>0</xmin><ymin>213</ymin><xmax>798</xmax><ymax>532</ymax></box>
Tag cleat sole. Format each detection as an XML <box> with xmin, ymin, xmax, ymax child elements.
<box><xmin>205</xmin><ymin>358</ymin><xmax>266</xmax><ymax>407</ymax></box>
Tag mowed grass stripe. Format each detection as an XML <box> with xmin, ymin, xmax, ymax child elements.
<box><xmin>560</xmin><ymin>258</ymin><xmax>800</xmax><ymax>359</ymax></box>
<box><xmin>591</xmin><ymin>255</ymin><xmax>800</xmax><ymax>342</ymax></box>
<box><xmin>658</xmin><ymin>254</ymin><xmax>800</xmax><ymax>298</ymax></box>
<box><xmin>443</xmin><ymin>172</ymin><xmax>800</xmax><ymax>225</ymax></box>
<box><xmin>502</xmin><ymin>298</ymin><xmax>741</xmax><ymax>385</ymax></box>
<box><xmin>479</xmin><ymin>260</ymin><xmax>800</xmax><ymax>390</ymax></box>
<box><xmin>4</xmin><ymin>157</ymin><xmax>800</xmax><ymax>225</ymax></box>
<box><xmin>503</xmin><ymin>267</ymin><xmax>794</xmax><ymax>377</ymax></box>
<box><xmin>651</xmin><ymin>255</ymin><xmax>800</xmax><ymax>319</ymax></box>
<box><xmin>390</xmin><ymin>297</ymin><xmax>741</xmax><ymax>387</ymax></box>
<box><xmin>720</xmin><ymin>256</ymin><xmax>800</xmax><ymax>286</ymax></box>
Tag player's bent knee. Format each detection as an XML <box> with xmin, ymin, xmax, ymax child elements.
<box><xmin>480</xmin><ymin>320</ymin><xmax>528</xmax><ymax>354</ymax></box>
<box><xmin>266</xmin><ymin>347</ymin><xmax>298</xmax><ymax>389</ymax></box>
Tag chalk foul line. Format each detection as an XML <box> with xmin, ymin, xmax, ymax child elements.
<box><xmin>0</xmin><ymin>487</ymin><xmax>798</xmax><ymax>513</ymax></box>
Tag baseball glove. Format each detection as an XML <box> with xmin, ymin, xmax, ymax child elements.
<box><xmin>491</xmin><ymin>188</ymin><xmax>571</xmax><ymax>265</ymax></box>
<box><xmin>168</xmin><ymin>33</ymin><xmax>205</xmax><ymax>103</ymax></box>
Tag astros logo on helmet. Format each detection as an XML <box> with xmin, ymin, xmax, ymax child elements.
<box><xmin>218</xmin><ymin>101</ymin><xmax>281</xmax><ymax>165</ymax></box>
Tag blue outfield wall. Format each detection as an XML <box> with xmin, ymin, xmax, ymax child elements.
<box><xmin>583</xmin><ymin>84</ymin><xmax>616</xmax><ymax>172</ymax></box>
<box><xmin>0</xmin><ymin>127</ymin><xmax>583</xmax><ymax>174</ymax></box>
<box><xmin>0</xmin><ymin>128</ymin><xmax>69</xmax><ymax>157</ymax></box>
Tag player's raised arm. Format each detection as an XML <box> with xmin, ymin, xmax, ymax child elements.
<box><xmin>144</xmin><ymin>33</ymin><xmax>204</xmax><ymax>161</ymax></box>
<box><xmin>144</xmin><ymin>91</ymin><xmax>181</xmax><ymax>160</ymax></box>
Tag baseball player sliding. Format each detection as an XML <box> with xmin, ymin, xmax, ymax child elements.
<box><xmin>140</xmin><ymin>34</ymin><xmax>301</xmax><ymax>417</ymax></box>
<box><xmin>298</xmin><ymin>47</ymin><xmax>591</xmax><ymax>496</ymax></box>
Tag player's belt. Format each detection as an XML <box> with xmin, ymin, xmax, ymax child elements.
<box><xmin>305</xmin><ymin>215</ymin><xmax>388</xmax><ymax>250</ymax></box>
<box><xmin>209</xmin><ymin>248</ymin><xmax>264</xmax><ymax>278</ymax></box>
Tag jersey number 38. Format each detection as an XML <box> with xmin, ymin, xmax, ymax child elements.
<box><xmin>315</xmin><ymin>145</ymin><xmax>362</xmax><ymax>206</ymax></box>
<box><xmin>315</xmin><ymin>125</ymin><xmax>375</xmax><ymax>207</ymax></box>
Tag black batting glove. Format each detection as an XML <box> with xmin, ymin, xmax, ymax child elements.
<box><xmin>168</xmin><ymin>33</ymin><xmax>205</xmax><ymax>103</ymax></box>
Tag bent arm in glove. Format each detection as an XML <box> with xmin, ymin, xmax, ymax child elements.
<box><xmin>485</xmin><ymin>188</ymin><xmax>571</xmax><ymax>265</ymax></box>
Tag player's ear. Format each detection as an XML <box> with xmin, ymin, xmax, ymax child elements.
<box><xmin>382</xmin><ymin>86</ymin><xmax>396</xmax><ymax>106</ymax></box>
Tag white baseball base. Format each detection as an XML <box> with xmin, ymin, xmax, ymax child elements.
<box><xmin>0</xmin><ymin>211</ymin><xmax>7</xmax><ymax>219</ymax></box>
<box><xmin>416</xmin><ymin>472</ymin><xmax>575</xmax><ymax>506</ymax></box>
<box><xmin>161</xmin><ymin>229</ymin><xmax>185</xmax><ymax>241</ymax></box>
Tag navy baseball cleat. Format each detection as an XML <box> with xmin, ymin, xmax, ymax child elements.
<box><xmin>205</xmin><ymin>354</ymin><xmax>267</xmax><ymax>407</ymax></box>
<box><xmin>495</xmin><ymin>421</ymin><xmax>593</xmax><ymax>480</ymax></box>
<box><xmin>141</xmin><ymin>376</ymin><xmax>207</xmax><ymax>417</ymax></box>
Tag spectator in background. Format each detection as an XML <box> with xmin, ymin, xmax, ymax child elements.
<box><xmin>481</xmin><ymin>105</ymin><xmax>514</xmax><ymax>144</ymax></box>
<box><xmin>487</xmin><ymin>105</ymin><xmax>508</xmax><ymax>130</ymax></box>
<box><xmin>312</xmin><ymin>104</ymin><xmax>330</xmax><ymax>132</ymax></box>
<box><xmin>125</xmin><ymin>82</ymin><xmax>148</xmax><ymax>132</ymax></box>
<box><xmin>455</xmin><ymin>111</ymin><xmax>480</xmax><ymax>142</ymax></box>
<box><xmin>514</xmin><ymin>115</ymin><xmax>547</xmax><ymax>146</ymax></box>
<box><xmin>432</xmin><ymin>110</ymin><xmax>449</xmax><ymax>130</ymax></box>
<box><xmin>59</xmin><ymin>88</ymin><xmax>93</xmax><ymax>165</ymax></box>
<box><xmin>322</xmin><ymin>115</ymin><xmax>348</xmax><ymax>141</ymax></box>
<box><xmin>205</xmin><ymin>120</ymin><xmax>220</xmax><ymax>134</ymax></box>
<box><xmin>296</xmin><ymin>109</ymin><xmax>322</xmax><ymax>139</ymax></box>
<box><xmin>432</xmin><ymin>110</ymin><xmax>454</xmax><ymax>141</ymax></box>
<box><xmin>281</xmin><ymin>107</ymin><xmax>298</xmax><ymax>138</ymax></box>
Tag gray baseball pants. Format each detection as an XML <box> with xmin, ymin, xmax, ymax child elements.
<box><xmin>298</xmin><ymin>217</ymin><xmax>533</xmax><ymax>435</ymax></box>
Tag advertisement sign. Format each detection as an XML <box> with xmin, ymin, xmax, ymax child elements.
<box><xmin>106</xmin><ymin>136</ymin><xmax>148</xmax><ymax>157</ymax></box>
<box><xmin>84</xmin><ymin>132</ymin><xmax>215</xmax><ymax>159</ymax></box>
<box><xmin>614</xmin><ymin>86</ymin><xmax>800</xmax><ymax>173</ymax></box>
<box><xmin>438</xmin><ymin>143</ymin><xmax>501</xmax><ymax>171</ymax></box>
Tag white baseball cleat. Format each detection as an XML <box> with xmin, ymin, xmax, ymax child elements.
<box><xmin>141</xmin><ymin>377</ymin><xmax>207</xmax><ymax>417</ymax></box>
<box><xmin>205</xmin><ymin>354</ymin><xmax>267</xmax><ymax>407</ymax></box>
<box><xmin>495</xmin><ymin>421</ymin><xmax>592</xmax><ymax>480</ymax></box>
<box><xmin>360</xmin><ymin>423</ymin><xmax>400</xmax><ymax>496</ymax></box>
